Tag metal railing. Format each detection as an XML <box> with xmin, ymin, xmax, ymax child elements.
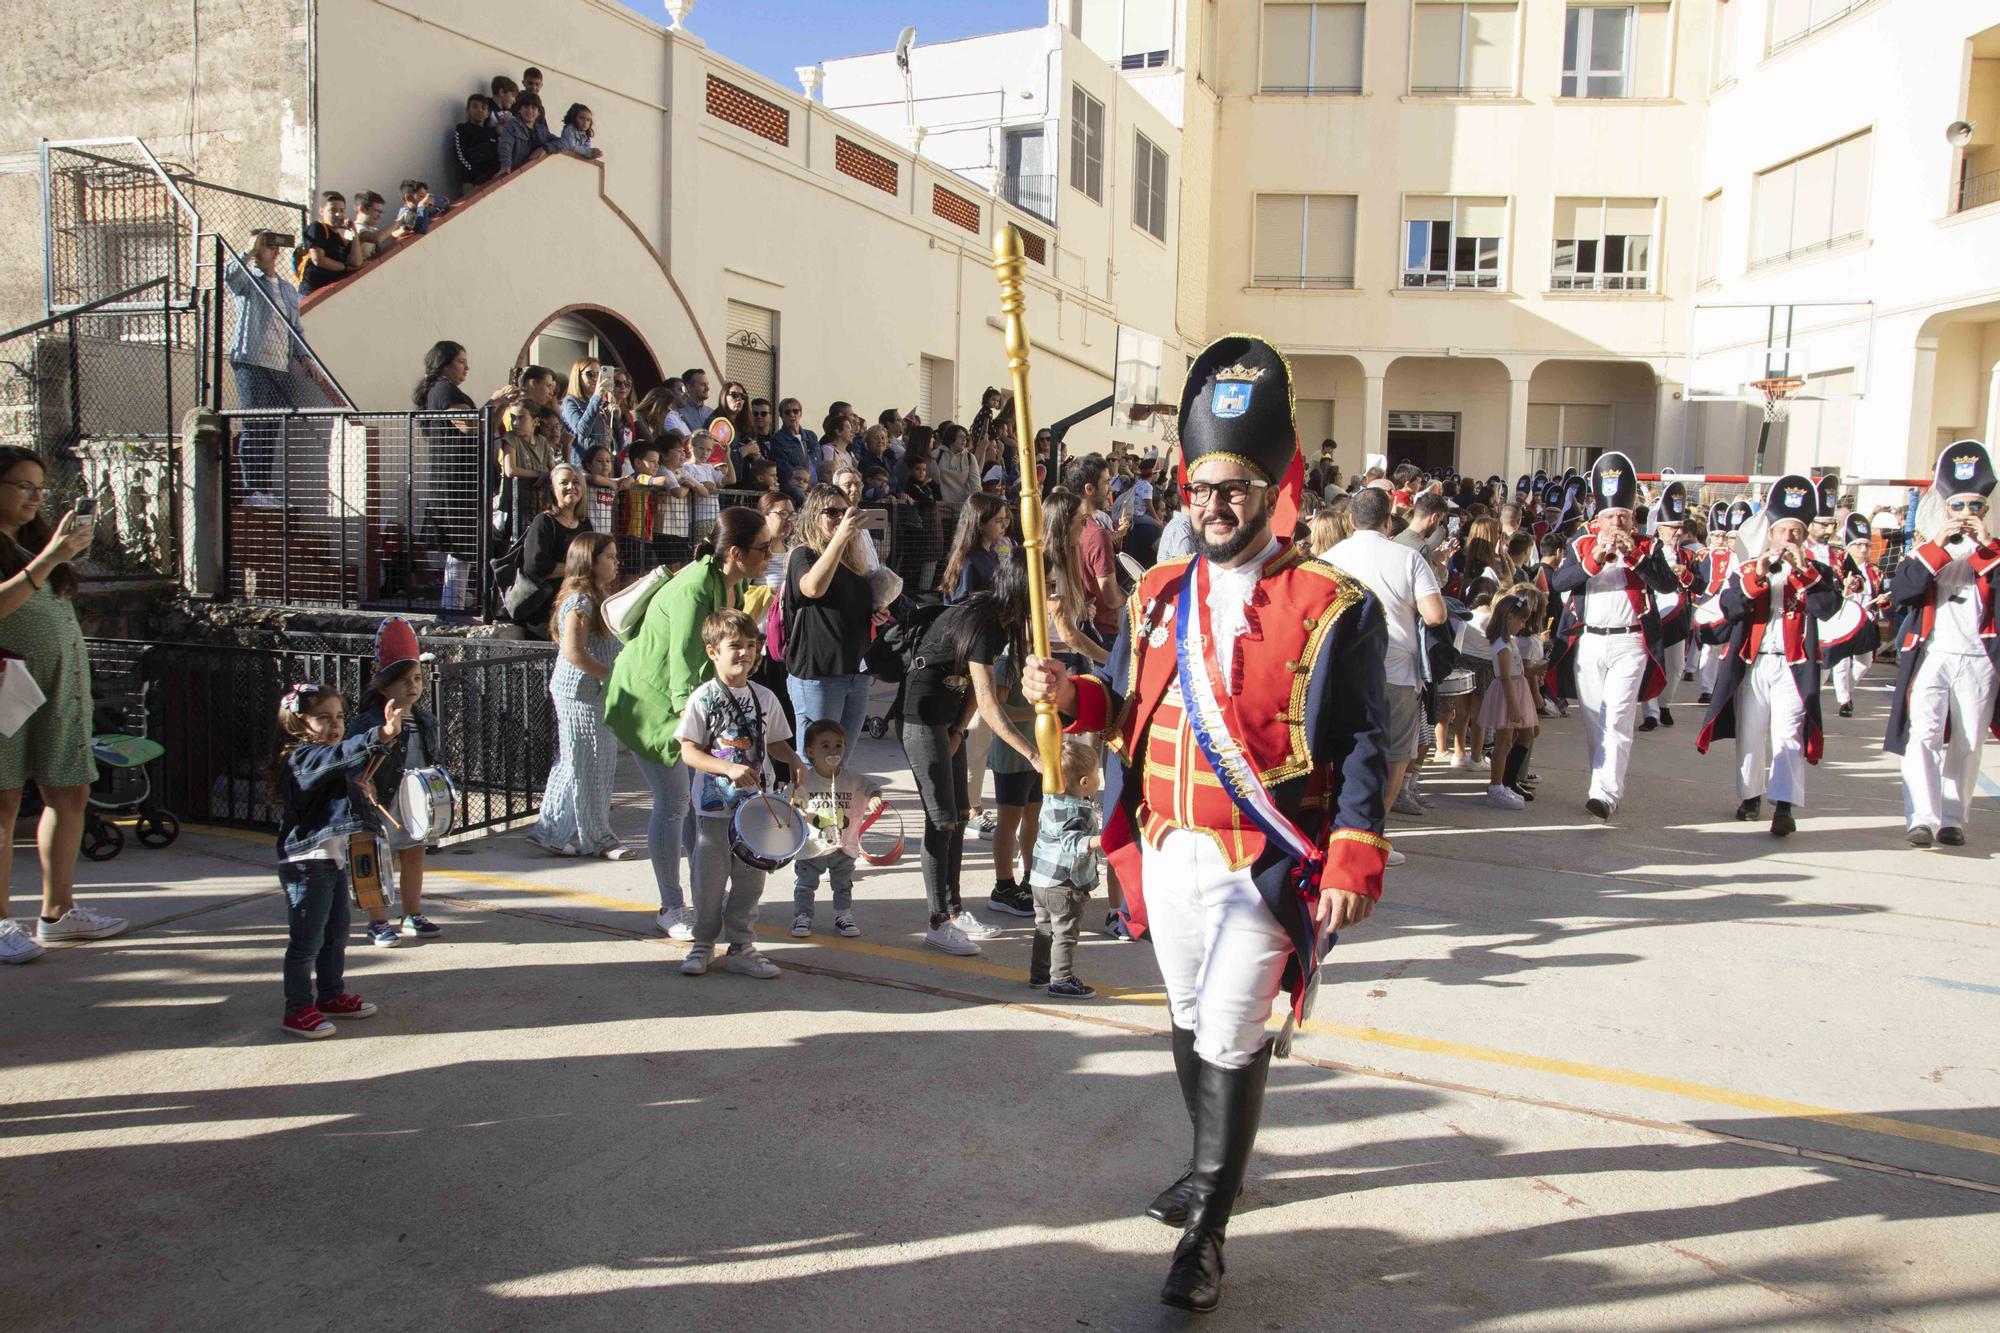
<box><xmin>221</xmin><ymin>408</ymin><xmax>491</xmax><ymax>614</ymax></box>
<box><xmin>1957</xmin><ymin>167</ymin><xmax>2000</xmax><ymax>215</ymax></box>
<box><xmin>202</xmin><ymin>233</ymin><xmax>353</xmax><ymax>413</ymax></box>
<box><xmin>999</xmin><ymin>171</ymin><xmax>1057</xmax><ymax>223</ymax></box>
<box><xmin>1550</xmin><ymin>273</ymin><xmax>1653</xmax><ymax>293</ymax></box>
<box><xmin>87</xmin><ymin>634</ymin><xmax>558</xmax><ymax>838</ymax></box>
<box><xmin>41</xmin><ymin>139</ymin><xmax>202</xmax><ymax>314</ymax></box>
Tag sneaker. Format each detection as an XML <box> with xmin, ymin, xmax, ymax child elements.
<box><xmin>719</xmin><ymin>944</ymin><xmax>781</xmax><ymax>979</ymax></box>
<box><xmin>1391</xmin><ymin>793</ymin><xmax>1427</xmax><ymax>817</ymax></box>
<box><xmin>656</xmin><ymin>906</ymin><xmax>695</xmax><ymax>941</ymax></box>
<box><xmin>680</xmin><ymin>943</ymin><xmax>713</xmax><ymax>975</ymax></box>
<box><xmin>1444</xmin><ymin>753</ymin><xmax>1466</xmax><ymax>769</ymax></box>
<box><xmin>317</xmin><ymin>993</ymin><xmax>378</xmax><ymax>1018</ymax></box>
<box><xmin>1047</xmin><ymin>977</ymin><xmax>1096</xmax><ymax>999</ymax></box>
<box><xmin>399</xmin><ymin>914</ymin><xmax>441</xmax><ymax>938</ymax></box>
<box><xmin>0</xmin><ymin>919</ymin><xmax>45</xmax><ymax>964</ymax></box>
<box><xmin>925</xmin><ymin>921</ymin><xmax>981</xmax><ymax>956</ymax></box>
<box><xmin>1508</xmin><ymin>783</ymin><xmax>1536</xmax><ymax>803</ymax></box>
<box><xmin>1413</xmin><ymin>790</ymin><xmax>1435</xmax><ymax>808</ymax></box>
<box><xmin>791</xmin><ymin>912</ymin><xmax>813</xmax><ymax>938</ymax></box>
<box><xmin>1104</xmin><ymin>909</ymin><xmax>1135</xmax><ymax>941</ymax></box>
<box><xmin>1386</xmin><ymin>848</ymin><xmax>1406</xmax><ymax>867</ymax></box>
<box><xmin>972</xmin><ymin>811</ymin><xmax>999</xmax><ymax>841</ymax></box>
<box><xmin>1539</xmin><ymin>701</ymin><xmax>1560</xmax><ymax>719</ymax></box>
<box><xmin>952</xmin><ymin>910</ymin><xmax>1001</xmax><ymax>940</ymax></box>
<box><xmin>366</xmin><ymin>921</ymin><xmax>404</xmax><ymax>948</ymax></box>
<box><xmin>282</xmin><ymin>1006</ymin><xmax>335</xmax><ymax>1039</ymax></box>
<box><xmin>987</xmin><ymin>882</ymin><xmax>1035</xmax><ymax>917</ymax></box>
<box><xmin>1484</xmin><ymin>784</ymin><xmax>1525</xmax><ymax>810</ymax></box>
<box><xmin>36</xmin><ymin>905</ymin><xmax>127</xmax><ymax>944</ymax></box>
<box><xmin>834</xmin><ymin>912</ymin><xmax>861</xmax><ymax>938</ymax></box>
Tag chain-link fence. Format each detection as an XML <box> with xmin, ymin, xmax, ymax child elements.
<box><xmin>42</xmin><ymin>140</ymin><xmax>200</xmax><ymax>313</ymax></box>
<box><xmin>87</xmin><ymin>634</ymin><xmax>556</xmax><ymax>838</ymax></box>
<box><xmin>222</xmin><ymin>408</ymin><xmax>490</xmax><ymax>613</ymax></box>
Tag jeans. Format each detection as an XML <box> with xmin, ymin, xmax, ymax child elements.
<box><xmin>635</xmin><ymin>756</ymin><xmax>690</xmax><ymax>911</ymax></box>
<box><xmin>788</xmin><ymin>673</ymin><xmax>872</xmax><ymax>754</ymax></box>
<box><xmin>691</xmin><ymin>814</ymin><xmax>767</xmax><ymax>947</ymax></box>
<box><xmin>1033</xmin><ymin>882</ymin><xmax>1090</xmax><ymax>983</ymax></box>
<box><xmin>231</xmin><ymin>361</ymin><xmax>299</xmax><ymax>496</ymax></box>
<box><xmin>280</xmin><ymin>859</ymin><xmax>350</xmax><ymax>1014</ymax></box>
<box><xmin>793</xmin><ymin>850</ymin><xmax>855</xmax><ymax>916</ymax></box>
<box><xmin>899</xmin><ymin>720</ymin><xmax>968</xmax><ymax>921</ymax></box>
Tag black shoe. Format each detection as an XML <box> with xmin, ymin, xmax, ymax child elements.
<box><xmin>1659</xmin><ymin>707</ymin><xmax>1675</xmax><ymax>728</ymax></box>
<box><xmin>1585</xmin><ymin>798</ymin><xmax>1610</xmax><ymax>821</ymax></box>
<box><xmin>1159</xmin><ymin>1043</ymin><xmax>1274</xmax><ymax>1314</ymax></box>
<box><xmin>1508</xmin><ymin>783</ymin><xmax>1535</xmax><ymax>803</ymax></box>
<box><xmin>1735</xmin><ymin>796</ymin><xmax>1762</xmax><ymax>821</ymax></box>
<box><xmin>1938</xmin><ymin>827</ymin><xmax>1966</xmax><ymax>847</ymax></box>
<box><xmin>1838</xmin><ymin>702</ymin><xmax>1854</xmax><ymax>718</ymax></box>
<box><xmin>1105</xmin><ymin>909</ymin><xmax>1136</xmax><ymax>941</ymax></box>
<box><xmin>1682</xmin><ymin>670</ymin><xmax>1695</xmax><ymax>682</ymax></box>
<box><xmin>1770</xmin><ymin>801</ymin><xmax>1795</xmax><ymax>837</ymax></box>
<box><xmin>1639</xmin><ymin>716</ymin><xmax>1659</xmax><ymax>733</ymax></box>
<box><xmin>988</xmin><ymin>881</ymin><xmax>1035</xmax><ymax>917</ymax></box>
<box><xmin>1027</xmin><ymin>931</ymin><xmax>1051</xmax><ymax>988</ymax></box>
<box><xmin>1907</xmin><ymin>826</ymin><xmax>1934</xmax><ymax>848</ymax></box>
<box><xmin>1047</xmin><ymin>977</ymin><xmax>1096</xmax><ymax>998</ymax></box>
<box><xmin>1698</xmin><ymin>691</ymin><xmax>1712</xmax><ymax>704</ymax></box>
<box><xmin>1147</xmin><ymin>1024</ymin><xmax>1202</xmax><ymax>1227</ymax></box>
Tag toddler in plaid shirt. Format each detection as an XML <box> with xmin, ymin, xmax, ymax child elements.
<box><xmin>1026</xmin><ymin>737</ymin><xmax>1102</xmax><ymax>999</ymax></box>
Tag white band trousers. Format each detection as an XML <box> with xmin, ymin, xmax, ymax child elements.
<box><xmin>1900</xmin><ymin>651</ymin><xmax>1998</xmax><ymax>834</ymax></box>
<box><xmin>1142</xmin><ymin>827</ymin><xmax>1292</xmax><ymax>1070</ymax></box>
<box><xmin>1735</xmin><ymin>652</ymin><xmax>1808</xmax><ymax>805</ymax></box>
<box><xmin>1576</xmin><ymin>632</ymin><xmax>1648</xmax><ymax>809</ymax></box>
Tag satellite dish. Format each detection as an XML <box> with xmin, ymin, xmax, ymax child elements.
<box><xmin>1947</xmin><ymin>120</ymin><xmax>1976</xmax><ymax>148</ymax></box>
<box><xmin>894</xmin><ymin>26</ymin><xmax>917</xmax><ymax>71</ymax></box>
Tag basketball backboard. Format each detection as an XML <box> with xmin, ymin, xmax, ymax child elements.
<box><xmin>1686</xmin><ymin>300</ymin><xmax>1875</xmax><ymax>405</ymax></box>
<box><xmin>1112</xmin><ymin>325</ymin><xmax>1168</xmax><ymax>432</ymax></box>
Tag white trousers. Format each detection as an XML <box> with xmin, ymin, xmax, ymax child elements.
<box><xmin>1735</xmin><ymin>653</ymin><xmax>1808</xmax><ymax>805</ymax></box>
<box><xmin>1143</xmin><ymin>828</ymin><xmax>1291</xmax><ymax>1069</ymax></box>
<box><xmin>1700</xmin><ymin>641</ymin><xmax>1723</xmax><ymax>695</ymax></box>
<box><xmin>1901</xmin><ymin>652</ymin><xmax>1999</xmax><ymax>834</ymax></box>
<box><xmin>1830</xmin><ymin>654</ymin><xmax>1866</xmax><ymax>706</ymax></box>
<box><xmin>1645</xmin><ymin>640</ymin><xmax>1686</xmax><ymax>721</ymax></box>
<box><xmin>1576</xmin><ymin>632</ymin><xmax>1648</xmax><ymax>808</ymax></box>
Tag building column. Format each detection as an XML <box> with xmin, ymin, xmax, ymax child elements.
<box><xmin>1361</xmin><ymin>373</ymin><xmax>1386</xmax><ymax>468</ymax></box>
<box><xmin>1652</xmin><ymin>376</ymin><xmax>1685</xmax><ymax>473</ymax></box>
<box><xmin>1505</xmin><ymin>375</ymin><xmax>1532</xmax><ymax>482</ymax></box>
<box><xmin>1907</xmin><ymin>336</ymin><xmax>1940</xmax><ymax>479</ymax></box>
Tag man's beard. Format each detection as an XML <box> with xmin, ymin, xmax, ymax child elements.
<box><xmin>1197</xmin><ymin>510</ymin><xmax>1271</xmax><ymax>564</ymax></box>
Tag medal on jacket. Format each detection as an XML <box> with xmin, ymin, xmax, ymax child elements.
<box><xmin>1144</xmin><ymin>595</ymin><xmax>1175</xmax><ymax>649</ymax></box>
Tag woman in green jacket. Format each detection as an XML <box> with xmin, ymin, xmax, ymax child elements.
<box><xmin>605</xmin><ymin>506</ymin><xmax>774</xmax><ymax>940</ymax></box>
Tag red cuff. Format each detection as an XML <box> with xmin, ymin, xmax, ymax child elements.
<box><xmin>1067</xmin><ymin>674</ymin><xmax>1110</xmax><ymax>734</ymax></box>
<box><xmin>1578</xmin><ymin>538</ymin><xmax>1605</xmax><ymax>576</ymax></box>
<box><xmin>1740</xmin><ymin>562</ymin><xmax>1770</xmax><ymax>597</ymax></box>
<box><xmin>1970</xmin><ymin>541</ymin><xmax>2000</xmax><ymax>576</ymax></box>
<box><xmin>1914</xmin><ymin>541</ymin><xmax>1953</xmax><ymax>574</ymax></box>
<box><xmin>1323</xmin><ymin>828</ymin><xmax>1389</xmax><ymax>901</ymax></box>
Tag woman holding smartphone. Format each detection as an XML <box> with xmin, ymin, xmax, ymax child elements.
<box><xmin>0</xmin><ymin>447</ymin><xmax>126</xmax><ymax>964</ymax></box>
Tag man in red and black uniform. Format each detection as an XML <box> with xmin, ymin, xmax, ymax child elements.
<box><xmin>1022</xmin><ymin>335</ymin><xmax>1388</xmax><ymax>1315</ymax></box>
<box><xmin>1642</xmin><ymin>481</ymin><xmax>1697</xmax><ymax>732</ymax></box>
<box><xmin>1824</xmin><ymin>511</ymin><xmax>1886</xmax><ymax>718</ymax></box>
<box><xmin>1696</xmin><ymin>475</ymin><xmax>1843</xmax><ymax>836</ymax></box>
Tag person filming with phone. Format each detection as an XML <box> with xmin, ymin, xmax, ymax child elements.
<box><xmin>0</xmin><ymin>447</ymin><xmax>127</xmax><ymax>965</ymax></box>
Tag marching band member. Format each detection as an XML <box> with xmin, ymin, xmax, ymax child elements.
<box><xmin>1885</xmin><ymin>440</ymin><xmax>1999</xmax><ymax>849</ymax></box>
<box><xmin>1696</xmin><ymin>477</ymin><xmax>1842</xmax><ymax>836</ymax></box>
<box><xmin>1806</xmin><ymin>474</ymin><xmax>1841</xmax><ymax>567</ymax></box>
<box><xmin>1641</xmin><ymin>482</ymin><xmax>1695</xmax><ymax>731</ymax></box>
<box><xmin>1826</xmin><ymin>512</ymin><xmax>1886</xmax><ymax>719</ymax></box>
<box><xmin>1021</xmin><ymin>336</ymin><xmax>1389</xmax><ymax>1314</ymax></box>
<box><xmin>1546</xmin><ymin>452</ymin><xmax>1679</xmax><ymax>821</ymax></box>
<box><xmin>1696</xmin><ymin>500</ymin><xmax>1751</xmax><ymax>702</ymax></box>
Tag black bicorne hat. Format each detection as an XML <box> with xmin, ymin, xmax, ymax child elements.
<box><xmin>1588</xmin><ymin>451</ymin><xmax>1638</xmax><ymax>515</ymax></box>
<box><xmin>1726</xmin><ymin>498</ymin><xmax>1753</xmax><ymax>531</ymax></box>
<box><xmin>1814</xmin><ymin>473</ymin><xmax>1840</xmax><ymax>519</ymax></box>
<box><xmin>1934</xmin><ymin>439</ymin><xmax>1996</xmax><ymax>500</ymax></box>
<box><xmin>1843</xmin><ymin>512</ymin><xmax>1871</xmax><ymax>545</ymax></box>
<box><xmin>1708</xmin><ymin>501</ymin><xmax>1728</xmax><ymax>531</ymax></box>
<box><xmin>1655</xmin><ymin>480</ymin><xmax>1689</xmax><ymax>525</ymax></box>
<box><xmin>1766</xmin><ymin>473</ymin><xmax>1817</xmax><ymax>527</ymax></box>
<box><xmin>1177</xmin><ymin>335</ymin><xmax>1295</xmax><ymax>486</ymax></box>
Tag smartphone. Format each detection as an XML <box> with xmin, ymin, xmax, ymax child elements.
<box><xmin>73</xmin><ymin>496</ymin><xmax>97</xmax><ymax>519</ymax></box>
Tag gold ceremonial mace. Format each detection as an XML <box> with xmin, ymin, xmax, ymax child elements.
<box><xmin>991</xmin><ymin>223</ymin><xmax>1067</xmax><ymax>795</ymax></box>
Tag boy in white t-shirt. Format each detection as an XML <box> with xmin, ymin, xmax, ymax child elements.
<box><xmin>675</xmin><ymin>609</ymin><xmax>801</xmax><ymax>979</ymax></box>
<box><xmin>788</xmin><ymin>718</ymin><xmax>885</xmax><ymax>939</ymax></box>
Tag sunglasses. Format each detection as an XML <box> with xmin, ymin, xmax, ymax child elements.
<box><xmin>824</xmin><ymin>507</ymin><xmax>849</xmax><ymax>520</ymax></box>
<box><xmin>1946</xmin><ymin>499</ymin><xmax>1987</xmax><ymax>514</ymax></box>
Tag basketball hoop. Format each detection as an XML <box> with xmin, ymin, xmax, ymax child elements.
<box><xmin>1124</xmin><ymin>402</ymin><xmax>1179</xmax><ymax>446</ymax></box>
<box><xmin>1750</xmin><ymin>376</ymin><xmax>1805</xmax><ymax>425</ymax></box>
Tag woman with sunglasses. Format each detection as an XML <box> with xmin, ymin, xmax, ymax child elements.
<box><xmin>782</xmin><ymin>483</ymin><xmax>879</xmax><ymax>754</ymax></box>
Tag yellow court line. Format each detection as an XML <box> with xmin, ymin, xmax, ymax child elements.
<box><xmin>180</xmin><ymin>825</ymin><xmax>2000</xmax><ymax>1163</ymax></box>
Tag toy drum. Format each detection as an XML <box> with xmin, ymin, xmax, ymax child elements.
<box><xmin>1435</xmin><ymin>668</ymin><xmax>1476</xmax><ymax>698</ymax></box>
<box><xmin>856</xmin><ymin>804</ymin><xmax>905</xmax><ymax>868</ymax></box>
<box><xmin>729</xmin><ymin>794</ymin><xmax>808</xmax><ymax>871</ymax></box>
<box><xmin>1693</xmin><ymin>595</ymin><xmax>1726</xmax><ymax>630</ymax></box>
<box><xmin>1655</xmin><ymin>588</ymin><xmax>1686</xmax><ymax>622</ymax></box>
<box><xmin>398</xmin><ymin>766</ymin><xmax>459</xmax><ymax>843</ymax></box>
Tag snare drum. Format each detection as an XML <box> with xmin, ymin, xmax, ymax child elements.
<box><xmin>856</xmin><ymin>804</ymin><xmax>905</xmax><ymax>868</ymax></box>
<box><xmin>729</xmin><ymin>794</ymin><xmax>809</xmax><ymax>871</ymax></box>
<box><xmin>397</xmin><ymin>766</ymin><xmax>459</xmax><ymax>844</ymax></box>
<box><xmin>1435</xmin><ymin>668</ymin><xmax>1476</xmax><ymax>698</ymax></box>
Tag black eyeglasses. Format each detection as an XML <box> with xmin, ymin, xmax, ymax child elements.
<box><xmin>1180</xmin><ymin>479</ymin><xmax>1270</xmax><ymax>507</ymax></box>
<box><xmin>824</xmin><ymin>507</ymin><xmax>849</xmax><ymax>520</ymax></box>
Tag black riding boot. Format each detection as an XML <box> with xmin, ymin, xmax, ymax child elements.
<box><xmin>1159</xmin><ymin>1040</ymin><xmax>1273</xmax><ymax>1313</ymax></box>
<box><xmin>1144</xmin><ymin>1023</ymin><xmax>1201</xmax><ymax>1225</ymax></box>
<box><xmin>1028</xmin><ymin>930</ymin><xmax>1052</xmax><ymax>988</ymax></box>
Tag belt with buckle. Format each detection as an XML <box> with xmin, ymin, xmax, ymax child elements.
<box><xmin>1584</xmin><ymin>624</ymin><xmax>1642</xmax><ymax>636</ymax></box>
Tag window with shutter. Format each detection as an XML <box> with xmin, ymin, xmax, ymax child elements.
<box><xmin>1551</xmin><ymin>196</ymin><xmax>1655</xmax><ymax>292</ymax></box>
<box><xmin>1260</xmin><ymin>3</ymin><xmax>1364</xmax><ymax>95</ymax></box>
<box><xmin>1750</xmin><ymin>131</ymin><xmax>1871</xmax><ymax>269</ymax></box>
<box><xmin>724</xmin><ymin>301</ymin><xmax>778</xmax><ymax>405</ymax></box>
<box><xmin>1410</xmin><ymin>3</ymin><xmax>1519</xmax><ymax>97</ymax></box>
<box><xmin>1069</xmin><ymin>86</ymin><xmax>1105</xmax><ymax>204</ymax></box>
<box><xmin>1251</xmin><ymin>193</ymin><xmax>1356</xmax><ymax>287</ymax></box>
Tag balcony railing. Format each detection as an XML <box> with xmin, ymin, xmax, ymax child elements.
<box><xmin>1000</xmin><ymin>171</ymin><xmax>1057</xmax><ymax>224</ymax></box>
<box><xmin>1408</xmin><ymin>85</ymin><xmax>1515</xmax><ymax>98</ymax></box>
<box><xmin>1747</xmin><ymin>229</ymin><xmax>1865</xmax><ymax>273</ymax></box>
<box><xmin>1401</xmin><ymin>271</ymin><xmax>1500</xmax><ymax>290</ymax></box>
<box><xmin>1259</xmin><ymin>83</ymin><xmax>1362</xmax><ymax>96</ymax></box>
<box><xmin>1550</xmin><ymin>273</ymin><xmax>1652</xmax><ymax>293</ymax></box>
<box><xmin>1252</xmin><ymin>273</ymin><xmax>1357</xmax><ymax>289</ymax></box>
<box><xmin>1958</xmin><ymin>167</ymin><xmax>2000</xmax><ymax>214</ymax></box>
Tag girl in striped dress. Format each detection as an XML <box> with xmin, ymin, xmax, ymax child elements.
<box><xmin>529</xmin><ymin>533</ymin><xmax>638</xmax><ymax>859</ymax></box>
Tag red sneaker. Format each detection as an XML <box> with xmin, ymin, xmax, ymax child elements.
<box><xmin>282</xmin><ymin>1006</ymin><xmax>335</xmax><ymax>1039</ymax></box>
<box><xmin>317</xmin><ymin>993</ymin><xmax>378</xmax><ymax>1019</ymax></box>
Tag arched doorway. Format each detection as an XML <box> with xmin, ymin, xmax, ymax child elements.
<box><xmin>517</xmin><ymin>305</ymin><xmax>664</xmax><ymax>397</ymax></box>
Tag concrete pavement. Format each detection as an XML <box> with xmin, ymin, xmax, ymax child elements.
<box><xmin>2</xmin><ymin>668</ymin><xmax>1996</xmax><ymax>1330</ymax></box>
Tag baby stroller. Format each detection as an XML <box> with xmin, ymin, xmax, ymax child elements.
<box><xmin>82</xmin><ymin>665</ymin><xmax>180</xmax><ymax>862</ymax></box>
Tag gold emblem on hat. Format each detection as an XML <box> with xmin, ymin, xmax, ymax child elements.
<box><xmin>1212</xmin><ymin>364</ymin><xmax>1267</xmax><ymax>383</ymax></box>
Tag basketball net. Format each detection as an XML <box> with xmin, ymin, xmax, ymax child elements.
<box><xmin>1751</xmin><ymin>376</ymin><xmax>1804</xmax><ymax>425</ymax></box>
<box><xmin>1127</xmin><ymin>402</ymin><xmax>1180</xmax><ymax>447</ymax></box>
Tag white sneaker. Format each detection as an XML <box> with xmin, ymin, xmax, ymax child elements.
<box><xmin>656</xmin><ymin>906</ymin><xmax>695</xmax><ymax>941</ymax></box>
<box><xmin>37</xmin><ymin>905</ymin><xmax>127</xmax><ymax>944</ymax></box>
<box><xmin>1445</xmin><ymin>753</ymin><xmax>1466</xmax><ymax>769</ymax></box>
<box><xmin>791</xmin><ymin>912</ymin><xmax>813</xmax><ymax>938</ymax></box>
<box><xmin>1390</xmin><ymin>794</ymin><xmax>1426</xmax><ymax>817</ymax></box>
<box><xmin>951</xmin><ymin>910</ymin><xmax>1000</xmax><ymax>940</ymax></box>
<box><xmin>972</xmin><ymin>811</ymin><xmax>998</xmax><ymax>841</ymax></box>
<box><xmin>0</xmin><ymin>919</ymin><xmax>45</xmax><ymax>964</ymax></box>
<box><xmin>924</xmin><ymin>921</ymin><xmax>981</xmax><ymax>956</ymax></box>
<box><xmin>719</xmin><ymin>944</ymin><xmax>780</xmax><ymax>979</ymax></box>
<box><xmin>834</xmin><ymin>912</ymin><xmax>861</xmax><ymax>938</ymax></box>
<box><xmin>1485</xmin><ymin>784</ymin><xmax>1525</xmax><ymax>810</ymax></box>
<box><xmin>1385</xmin><ymin>848</ymin><xmax>1406</xmax><ymax>868</ymax></box>
<box><xmin>679</xmin><ymin>943</ymin><xmax>712</xmax><ymax>976</ymax></box>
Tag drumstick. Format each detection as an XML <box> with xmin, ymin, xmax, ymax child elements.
<box><xmin>359</xmin><ymin>754</ymin><xmax>403</xmax><ymax>832</ymax></box>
